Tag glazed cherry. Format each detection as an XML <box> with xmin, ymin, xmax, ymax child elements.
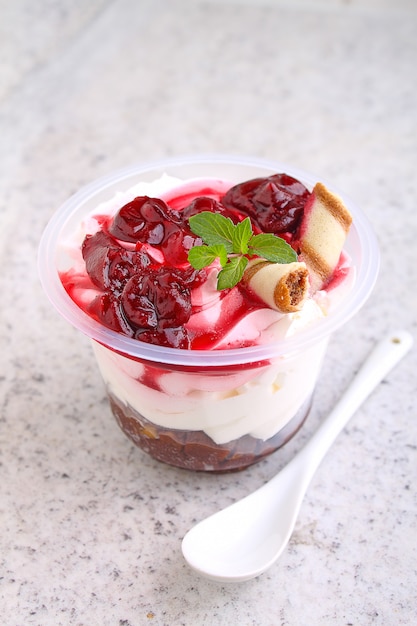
<box><xmin>161</xmin><ymin>229</ymin><xmax>200</xmax><ymax>267</ymax></box>
<box><xmin>137</xmin><ymin>326</ymin><xmax>191</xmax><ymax>349</ymax></box>
<box><xmin>121</xmin><ymin>268</ymin><xmax>192</xmax><ymax>330</ymax></box>
<box><xmin>222</xmin><ymin>174</ymin><xmax>310</xmax><ymax>234</ymax></box>
<box><xmin>181</xmin><ymin>196</ymin><xmax>242</xmax><ymax>223</ymax></box>
<box><xmin>176</xmin><ymin>265</ymin><xmax>207</xmax><ymax>288</ymax></box>
<box><xmin>82</xmin><ymin>231</ymin><xmax>116</xmax><ymax>289</ymax></box>
<box><xmin>82</xmin><ymin>231</ymin><xmax>150</xmax><ymax>292</ymax></box>
<box><xmin>106</xmin><ymin>248</ymin><xmax>151</xmax><ymax>294</ymax></box>
<box><xmin>109</xmin><ymin>196</ymin><xmax>181</xmax><ymax>244</ymax></box>
<box><xmin>91</xmin><ymin>293</ymin><xmax>133</xmax><ymax>336</ymax></box>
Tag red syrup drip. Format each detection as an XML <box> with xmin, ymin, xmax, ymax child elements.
<box><xmin>324</xmin><ymin>251</ymin><xmax>352</xmax><ymax>291</ymax></box>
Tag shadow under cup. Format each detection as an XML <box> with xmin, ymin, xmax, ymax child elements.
<box><xmin>38</xmin><ymin>156</ymin><xmax>380</xmax><ymax>472</ymax></box>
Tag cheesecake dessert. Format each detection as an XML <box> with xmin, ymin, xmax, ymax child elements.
<box><xmin>57</xmin><ymin>168</ymin><xmax>354</xmax><ymax>471</ymax></box>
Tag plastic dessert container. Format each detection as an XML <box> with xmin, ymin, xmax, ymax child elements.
<box><xmin>38</xmin><ymin>155</ymin><xmax>379</xmax><ymax>472</ymax></box>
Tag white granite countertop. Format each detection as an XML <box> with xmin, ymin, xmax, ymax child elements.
<box><xmin>1</xmin><ymin>1</ymin><xmax>416</xmax><ymax>624</ymax></box>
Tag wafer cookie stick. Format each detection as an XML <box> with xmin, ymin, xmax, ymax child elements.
<box><xmin>243</xmin><ymin>260</ymin><xmax>309</xmax><ymax>313</ymax></box>
<box><xmin>298</xmin><ymin>182</ymin><xmax>352</xmax><ymax>291</ymax></box>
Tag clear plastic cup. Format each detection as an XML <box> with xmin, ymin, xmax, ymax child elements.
<box><xmin>38</xmin><ymin>155</ymin><xmax>379</xmax><ymax>472</ymax></box>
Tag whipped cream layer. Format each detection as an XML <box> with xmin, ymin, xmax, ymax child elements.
<box><xmin>60</xmin><ymin>174</ymin><xmax>353</xmax><ymax>445</ymax></box>
<box><xmin>92</xmin><ymin>306</ymin><xmax>328</xmax><ymax>445</ymax></box>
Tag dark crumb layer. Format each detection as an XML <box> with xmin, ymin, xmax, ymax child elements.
<box><xmin>108</xmin><ymin>392</ymin><xmax>313</xmax><ymax>472</ymax></box>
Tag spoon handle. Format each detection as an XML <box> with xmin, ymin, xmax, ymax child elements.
<box><xmin>294</xmin><ymin>329</ymin><xmax>413</xmax><ymax>480</ymax></box>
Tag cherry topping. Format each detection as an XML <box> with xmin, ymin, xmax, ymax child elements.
<box><xmin>109</xmin><ymin>196</ymin><xmax>181</xmax><ymax>244</ymax></box>
<box><xmin>181</xmin><ymin>196</ymin><xmax>242</xmax><ymax>223</ymax></box>
<box><xmin>161</xmin><ymin>229</ymin><xmax>200</xmax><ymax>266</ymax></box>
<box><xmin>90</xmin><ymin>293</ymin><xmax>133</xmax><ymax>336</ymax></box>
<box><xmin>176</xmin><ymin>264</ymin><xmax>207</xmax><ymax>288</ymax></box>
<box><xmin>137</xmin><ymin>327</ymin><xmax>191</xmax><ymax>349</ymax></box>
<box><xmin>222</xmin><ymin>174</ymin><xmax>310</xmax><ymax>234</ymax></box>
<box><xmin>62</xmin><ymin>173</ymin><xmax>314</xmax><ymax>350</ymax></box>
<box><xmin>121</xmin><ymin>268</ymin><xmax>192</xmax><ymax>330</ymax></box>
<box><xmin>82</xmin><ymin>230</ymin><xmax>150</xmax><ymax>292</ymax></box>
<box><xmin>106</xmin><ymin>248</ymin><xmax>151</xmax><ymax>294</ymax></box>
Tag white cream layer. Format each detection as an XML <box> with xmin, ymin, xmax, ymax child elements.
<box><xmin>92</xmin><ymin>300</ymin><xmax>328</xmax><ymax>445</ymax></box>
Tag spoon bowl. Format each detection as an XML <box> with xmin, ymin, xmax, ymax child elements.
<box><xmin>182</xmin><ymin>330</ymin><xmax>413</xmax><ymax>582</ymax></box>
<box><xmin>182</xmin><ymin>460</ymin><xmax>306</xmax><ymax>582</ymax></box>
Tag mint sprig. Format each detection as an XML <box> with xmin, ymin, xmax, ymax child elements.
<box><xmin>188</xmin><ymin>244</ymin><xmax>228</xmax><ymax>269</ymax></box>
<box><xmin>188</xmin><ymin>211</ymin><xmax>297</xmax><ymax>290</ymax></box>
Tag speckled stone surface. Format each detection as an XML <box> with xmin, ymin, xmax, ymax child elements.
<box><xmin>1</xmin><ymin>1</ymin><xmax>416</xmax><ymax>624</ymax></box>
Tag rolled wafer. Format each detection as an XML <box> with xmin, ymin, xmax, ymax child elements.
<box><xmin>298</xmin><ymin>182</ymin><xmax>352</xmax><ymax>291</ymax></box>
<box><xmin>243</xmin><ymin>259</ymin><xmax>309</xmax><ymax>313</ymax></box>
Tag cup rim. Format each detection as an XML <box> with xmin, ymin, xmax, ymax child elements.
<box><xmin>38</xmin><ymin>154</ymin><xmax>380</xmax><ymax>366</ymax></box>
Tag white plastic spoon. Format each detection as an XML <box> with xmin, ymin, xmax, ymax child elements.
<box><xmin>182</xmin><ymin>330</ymin><xmax>413</xmax><ymax>583</ymax></box>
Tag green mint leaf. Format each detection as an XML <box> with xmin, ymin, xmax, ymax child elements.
<box><xmin>248</xmin><ymin>233</ymin><xmax>297</xmax><ymax>263</ymax></box>
<box><xmin>188</xmin><ymin>244</ymin><xmax>228</xmax><ymax>269</ymax></box>
<box><xmin>217</xmin><ymin>256</ymin><xmax>249</xmax><ymax>290</ymax></box>
<box><xmin>188</xmin><ymin>212</ymin><xmax>234</xmax><ymax>252</ymax></box>
<box><xmin>188</xmin><ymin>209</ymin><xmax>299</xmax><ymax>291</ymax></box>
<box><xmin>232</xmin><ymin>217</ymin><xmax>253</xmax><ymax>254</ymax></box>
